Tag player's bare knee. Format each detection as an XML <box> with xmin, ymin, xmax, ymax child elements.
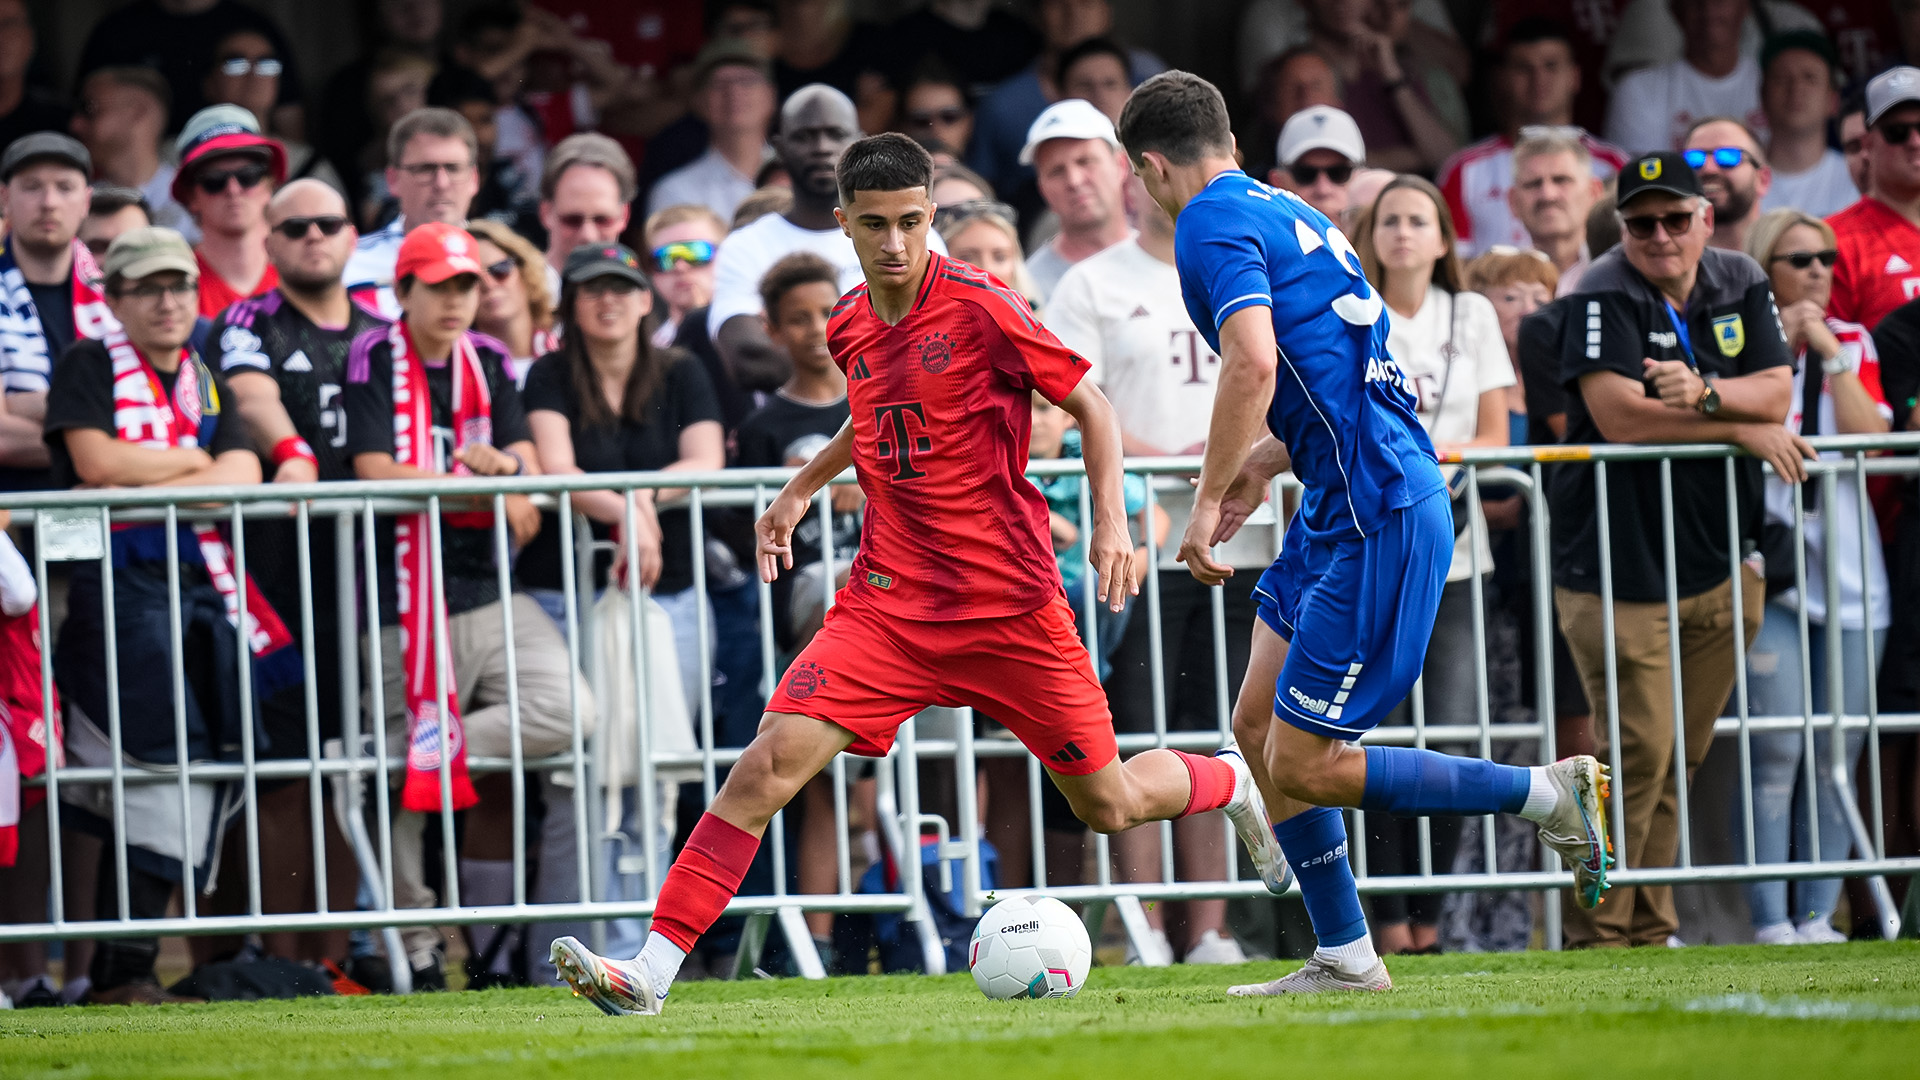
<box><xmin>1231</xmin><ymin>709</ymin><xmax>1269</xmax><ymax>759</ymax></box>
<box><xmin>1266</xmin><ymin>751</ymin><xmax>1340</xmax><ymax>806</ymax></box>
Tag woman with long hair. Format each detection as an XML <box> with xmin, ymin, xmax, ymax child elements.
<box><xmin>521</xmin><ymin>244</ymin><xmax>725</xmax><ymax>696</ymax></box>
<box><xmin>467</xmin><ymin>218</ymin><xmax>556</xmax><ymax>386</ymax></box>
<box><xmin>1737</xmin><ymin>209</ymin><xmax>1890</xmax><ymax>945</ymax></box>
<box><xmin>1350</xmin><ymin>175</ymin><xmax>1513</xmax><ymax>954</ymax></box>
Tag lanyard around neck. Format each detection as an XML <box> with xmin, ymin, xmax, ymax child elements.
<box><xmin>1663</xmin><ymin>300</ymin><xmax>1694</xmax><ymax>368</ymax></box>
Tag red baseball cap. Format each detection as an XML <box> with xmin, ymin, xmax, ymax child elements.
<box><xmin>394</xmin><ymin>222</ymin><xmax>485</xmax><ymax>285</ymax></box>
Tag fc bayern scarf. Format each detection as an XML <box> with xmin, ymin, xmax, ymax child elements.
<box><xmin>109</xmin><ymin>338</ymin><xmax>301</xmax><ymax>699</ymax></box>
<box><xmin>0</xmin><ymin>237</ymin><xmax>118</xmax><ymax>392</ymax></box>
<box><xmin>389</xmin><ymin>319</ymin><xmax>492</xmax><ymax>813</ymax></box>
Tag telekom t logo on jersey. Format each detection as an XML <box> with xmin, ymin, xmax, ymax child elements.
<box><xmin>874</xmin><ymin>402</ymin><xmax>932</xmax><ymax>480</ymax></box>
<box><xmin>1169</xmin><ymin>329</ymin><xmax>1218</xmax><ymax>385</ymax></box>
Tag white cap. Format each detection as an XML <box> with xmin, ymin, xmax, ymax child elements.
<box><xmin>1019</xmin><ymin>99</ymin><xmax>1121</xmax><ymax>166</ymax></box>
<box><xmin>1865</xmin><ymin>65</ymin><xmax>1920</xmax><ymax>127</ymax></box>
<box><xmin>1277</xmin><ymin>106</ymin><xmax>1365</xmax><ymax>168</ymax></box>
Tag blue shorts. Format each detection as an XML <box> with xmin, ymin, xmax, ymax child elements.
<box><xmin>1252</xmin><ymin>489</ymin><xmax>1450</xmax><ymax>740</ymax></box>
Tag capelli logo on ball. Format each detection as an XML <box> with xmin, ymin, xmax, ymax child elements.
<box><xmin>1003</xmin><ymin>920</ymin><xmax>1042</xmax><ymax>934</ymax></box>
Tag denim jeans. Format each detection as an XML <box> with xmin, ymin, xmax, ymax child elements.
<box><xmin>1736</xmin><ymin>604</ymin><xmax>1880</xmax><ymax>929</ymax></box>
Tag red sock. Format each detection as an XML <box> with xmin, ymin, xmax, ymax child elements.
<box><xmin>650</xmin><ymin>813</ymin><xmax>761</xmax><ymax>952</ymax></box>
<box><xmin>1174</xmin><ymin>750</ymin><xmax>1236</xmax><ymax>817</ymax></box>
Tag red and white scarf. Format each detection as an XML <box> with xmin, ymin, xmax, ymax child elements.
<box><xmin>0</xmin><ymin>237</ymin><xmax>118</xmax><ymax>393</ymax></box>
<box><xmin>109</xmin><ymin>339</ymin><xmax>299</xmax><ymax>674</ymax></box>
<box><xmin>389</xmin><ymin>319</ymin><xmax>492</xmax><ymax>813</ymax></box>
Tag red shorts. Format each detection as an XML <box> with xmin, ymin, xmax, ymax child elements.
<box><xmin>765</xmin><ymin>592</ymin><xmax>1117</xmax><ymax>776</ymax></box>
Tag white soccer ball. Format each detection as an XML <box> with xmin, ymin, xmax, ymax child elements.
<box><xmin>968</xmin><ymin>894</ymin><xmax>1092</xmax><ymax>1000</ymax></box>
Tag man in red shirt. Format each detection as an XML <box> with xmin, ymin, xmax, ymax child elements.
<box><xmin>171</xmin><ymin>104</ymin><xmax>284</xmax><ymax>318</ymax></box>
<box><xmin>550</xmin><ymin>134</ymin><xmax>1290</xmax><ymax>1015</ymax></box>
<box><xmin>1828</xmin><ymin>67</ymin><xmax>1920</xmax><ymax>330</ymax></box>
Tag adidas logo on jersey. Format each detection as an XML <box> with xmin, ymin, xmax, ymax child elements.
<box><xmin>284</xmin><ymin>350</ymin><xmax>312</xmax><ymax>373</ymax></box>
<box><xmin>1128</xmin><ymin>305</ymin><xmax>1149</xmax><ymax>319</ymax></box>
<box><xmin>849</xmin><ymin>354</ymin><xmax>871</xmax><ymax>380</ymax></box>
<box><xmin>1048</xmin><ymin>742</ymin><xmax>1088</xmax><ymax>765</ymax></box>
<box><xmin>1888</xmin><ymin>254</ymin><xmax>1914</xmax><ymax>275</ymax></box>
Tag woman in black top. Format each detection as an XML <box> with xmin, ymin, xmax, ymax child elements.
<box><xmin>521</xmin><ymin>243</ymin><xmax>723</xmax><ymax>656</ymax></box>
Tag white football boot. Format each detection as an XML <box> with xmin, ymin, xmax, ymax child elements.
<box><xmin>550</xmin><ymin>936</ymin><xmax>664</xmax><ymax>1017</ymax></box>
<box><xmin>1217</xmin><ymin>745</ymin><xmax>1293</xmax><ymax>896</ymax></box>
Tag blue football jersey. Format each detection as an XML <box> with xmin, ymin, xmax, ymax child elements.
<box><xmin>1175</xmin><ymin>170</ymin><xmax>1443</xmax><ymax>542</ymax></box>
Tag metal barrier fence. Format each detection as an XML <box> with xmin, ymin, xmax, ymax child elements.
<box><xmin>2</xmin><ymin>435</ymin><xmax>1917</xmax><ymax>985</ymax></box>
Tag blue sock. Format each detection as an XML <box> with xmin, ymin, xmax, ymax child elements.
<box><xmin>1359</xmin><ymin>745</ymin><xmax>1532</xmax><ymax>816</ymax></box>
<box><xmin>1271</xmin><ymin>806</ymin><xmax>1367</xmax><ymax>948</ymax></box>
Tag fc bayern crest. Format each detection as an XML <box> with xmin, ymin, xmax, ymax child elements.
<box><xmin>786</xmin><ymin>660</ymin><xmax>828</xmax><ymax>700</ymax></box>
<box><xmin>918</xmin><ymin>332</ymin><xmax>952</xmax><ymax>374</ymax></box>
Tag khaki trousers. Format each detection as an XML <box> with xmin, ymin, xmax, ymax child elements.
<box><xmin>363</xmin><ymin>593</ymin><xmax>597</xmax><ymax>965</ymax></box>
<box><xmin>1554</xmin><ymin>568</ymin><xmax>1762</xmax><ymax>947</ymax></box>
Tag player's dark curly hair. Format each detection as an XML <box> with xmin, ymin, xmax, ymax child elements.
<box><xmin>1115</xmin><ymin>70</ymin><xmax>1234</xmax><ymax>166</ymax></box>
<box><xmin>836</xmin><ymin>133</ymin><xmax>934</xmax><ymax>206</ymax></box>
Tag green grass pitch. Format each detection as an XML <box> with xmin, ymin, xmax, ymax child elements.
<box><xmin>5</xmin><ymin>942</ymin><xmax>1918</xmax><ymax>1079</ymax></box>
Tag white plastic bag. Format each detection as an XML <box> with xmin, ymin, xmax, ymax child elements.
<box><xmin>591</xmin><ymin>586</ymin><xmax>700</xmax><ymax>790</ymax></box>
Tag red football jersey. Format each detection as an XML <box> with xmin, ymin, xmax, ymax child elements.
<box><xmin>1827</xmin><ymin>197</ymin><xmax>1920</xmax><ymax>332</ymax></box>
<box><xmin>827</xmin><ymin>252</ymin><xmax>1091</xmax><ymax>621</ymax></box>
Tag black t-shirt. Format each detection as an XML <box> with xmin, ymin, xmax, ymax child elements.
<box><xmin>0</xmin><ymin>90</ymin><xmax>75</xmax><ymax>164</ymax></box>
<box><xmin>26</xmin><ymin>278</ymin><xmax>75</xmax><ymax>369</ymax></box>
<box><xmin>518</xmin><ymin>348</ymin><xmax>722</xmax><ymax>595</ymax></box>
<box><xmin>1874</xmin><ymin>296</ymin><xmax>1920</xmax><ymax>434</ymax></box>
<box><xmin>774</xmin><ymin>22</ymin><xmax>909</xmax><ymax>100</ymax></box>
<box><xmin>42</xmin><ymin>339</ymin><xmax>251</xmax><ymax>490</ymax></box>
<box><xmin>1519</xmin><ymin>296</ymin><xmax>1574</xmax><ymax>447</ymax></box>
<box><xmin>342</xmin><ymin>333</ymin><xmax>530</xmax><ymax>618</ymax></box>
<box><xmin>1550</xmin><ymin>247</ymin><xmax>1794</xmax><ymax>602</ymax></box>
<box><xmin>887</xmin><ymin>9</ymin><xmax>1042</xmax><ymax>98</ymax></box>
<box><xmin>208</xmin><ymin>289</ymin><xmax>387</xmax><ymax>481</ymax></box>
<box><xmin>77</xmin><ymin>0</ymin><xmax>302</xmax><ymax>132</ymax></box>
<box><xmin>734</xmin><ymin>391</ymin><xmax>858</xmax><ymax>647</ymax></box>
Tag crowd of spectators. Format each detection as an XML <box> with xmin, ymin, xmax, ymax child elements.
<box><xmin>2</xmin><ymin>0</ymin><xmax>1920</xmax><ymax>1005</ymax></box>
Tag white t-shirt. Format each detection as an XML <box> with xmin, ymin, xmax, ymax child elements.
<box><xmin>1046</xmin><ymin>239</ymin><xmax>1274</xmax><ymax>568</ymax></box>
<box><xmin>705</xmin><ymin>213</ymin><xmax>947</xmax><ymax>337</ymax></box>
<box><xmin>342</xmin><ymin>216</ymin><xmax>406</xmax><ymax>318</ymax></box>
<box><xmin>1384</xmin><ymin>286</ymin><xmax>1514</xmax><ymax>582</ymax></box>
<box><xmin>1604</xmin><ymin>57</ymin><xmax>1769</xmax><ymax>154</ymax></box>
<box><xmin>1760</xmin><ymin>149</ymin><xmax>1860</xmax><ymax>220</ymax></box>
<box><xmin>1764</xmin><ymin>320</ymin><xmax>1891</xmax><ymax>630</ymax></box>
<box><xmin>646</xmin><ymin>146</ymin><xmax>767</xmax><ymax>221</ymax></box>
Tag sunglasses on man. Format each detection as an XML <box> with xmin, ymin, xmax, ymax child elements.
<box><xmin>558</xmin><ymin>213</ymin><xmax>621</xmax><ymax>231</ymax></box>
<box><xmin>272</xmin><ymin>215</ymin><xmax>348</xmax><ymax>240</ymax></box>
<box><xmin>1878</xmin><ymin>120</ymin><xmax>1920</xmax><ymax>146</ymax></box>
<box><xmin>1620</xmin><ymin>210</ymin><xmax>1698</xmax><ymax>240</ymax></box>
<box><xmin>651</xmin><ymin>240</ymin><xmax>716</xmax><ymax>271</ymax></box>
<box><xmin>195</xmin><ymin>162</ymin><xmax>269</xmax><ymax>195</ymax></box>
<box><xmin>1287</xmin><ymin>161</ymin><xmax>1353</xmax><ymax>185</ymax></box>
<box><xmin>1768</xmin><ymin>249</ymin><xmax>1838</xmax><ymax>269</ymax></box>
<box><xmin>1682</xmin><ymin>147</ymin><xmax>1750</xmax><ymax>170</ymax></box>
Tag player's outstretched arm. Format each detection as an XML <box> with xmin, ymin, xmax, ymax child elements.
<box><xmin>1056</xmin><ymin>378</ymin><xmax>1135</xmax><ymax>613</ymax></box>
<box><xmin>1182</xmin><ymin>306</ymin><xmax>1279</xmax><ymax>586</ymax></box>
<box><xmin>756</xmin><ymin>418</ymin><xmax>856</xmax><ymax>583</ymax></box>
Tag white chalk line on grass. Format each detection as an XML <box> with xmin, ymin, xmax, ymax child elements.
<box><xmin>1680</xmin><ymin>994</ymin><xmax>1920</xmax><ymax>1022</ymax></box>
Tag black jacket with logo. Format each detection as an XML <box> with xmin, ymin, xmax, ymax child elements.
<box><xmin>1550</xmin><ymin>246</ymin><xmax>1793</xmax><ymax>602</ymax></box>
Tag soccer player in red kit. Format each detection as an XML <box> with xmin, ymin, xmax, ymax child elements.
<box><xmin>551</xmin><ymin>134</ymin><xmax>1289</xmax><ymax>1015</ymax></box>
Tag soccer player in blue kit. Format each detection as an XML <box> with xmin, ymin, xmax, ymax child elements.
<box><xmin>1116</xmin><ymin>72</ymin><xmax>1614</xmax><ymax>993</ymax></box>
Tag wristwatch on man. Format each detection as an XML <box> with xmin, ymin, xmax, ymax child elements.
<box><xmin>1694</xmin><ymin>375</ymin><xmax>1721</xmax><ymax>415</ymax></box>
